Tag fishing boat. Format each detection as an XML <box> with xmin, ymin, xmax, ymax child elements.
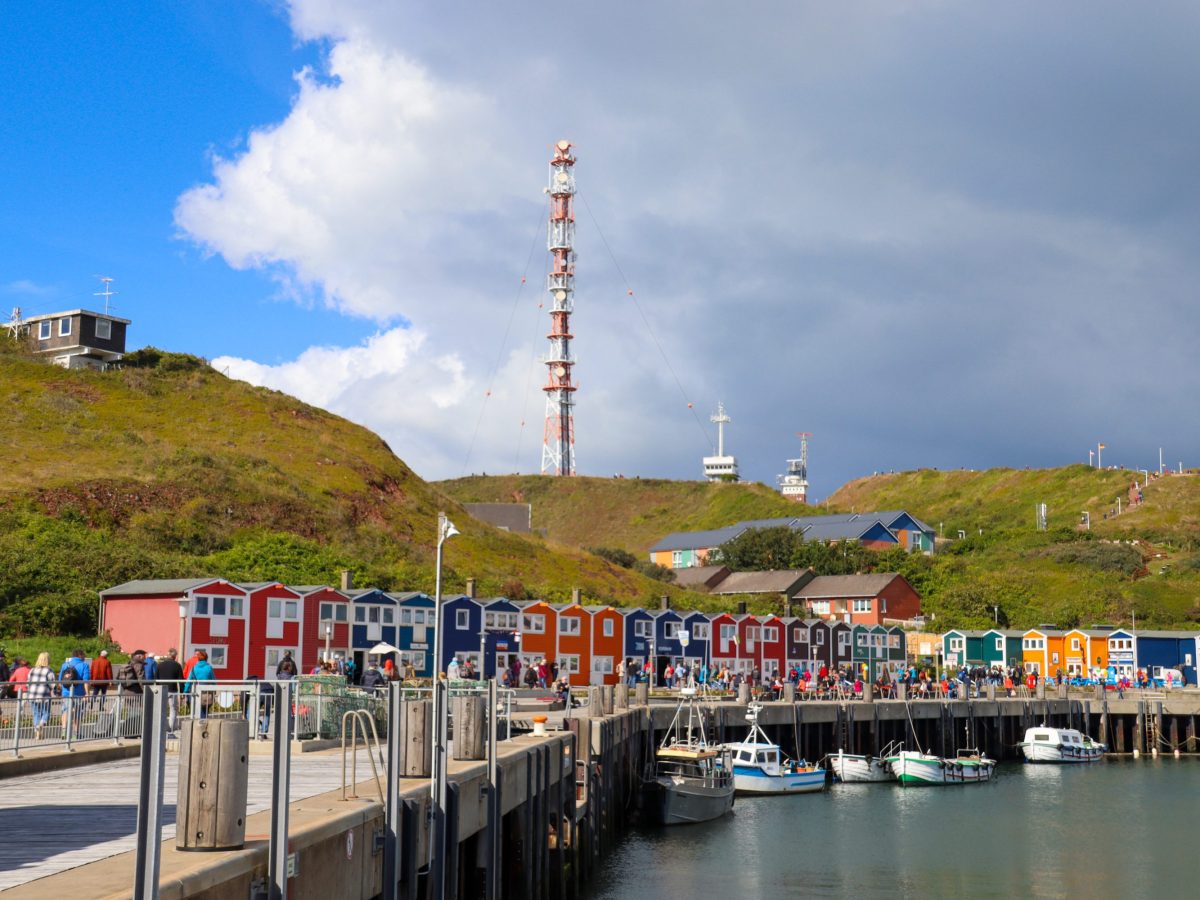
<box><xmin>1019</xmin><ymin>726</ymin><xmax>1106</xmax><ymax>763</ymax></box>
<box><xmin>644</xmin><ymin>688</ymin><xmax>735</xmax><ymax>825</ymax></box>
<box><xmin>720</xmin><ymin>704</ymin><xmax>826</xmax><ymax>794</ymax></box>
<box><xmin>829</xmin><ymin>740</ymin><xmax>903</xmax><ymax>783</ymax></box>
<box><xmin>887</xmin><ymin>748</ymin><xmax>997</xmax><ymax>786</ymax></box>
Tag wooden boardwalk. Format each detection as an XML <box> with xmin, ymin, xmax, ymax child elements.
<box><xmin>0</xmin><ymin>748</ymin><xmax>362</xmax><ymax>891</ymax></box>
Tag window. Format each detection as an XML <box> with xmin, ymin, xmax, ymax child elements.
<box><xmin>266</xmin><ymin>647</ymin><xmax>298</xmax><ymax>670</ymax></box>
<box><xmin>663</xmin><ymin>621</ymin><xmax>681</xmax><ymax>639</ymax></box>
<box><xmin>889</xmin><ymin>635</ymin><xmax>900</xmax><ymax>649</ymax></box>
<box><xmin>558</xmin><ymin>654</ymin><xmax>581</xmax><ymax>674</ymax></box>
<box><xmin>692</xmin><ymin>622</ymin><xmax>710</xmax><ymax>641</ymax></box>
<box><xmin>559</xmin><ymin>617</ymin><xmax>581</xmax><ymax>636</ymax></box>
<box><xmin>1111</xmin><ymin>638</ymin><xmax>1132</xmax><ymax>652</ymax></box>
<box><xmin>382</xmin><ymin>608</ymin><xmax>394</xmax><ymax>625</ymax></box>
<box><xmin>1071</xmin><ymin>638</ymin><xmax>1081</xmax><ymax>651</ymax></box>
<box><xmin>592</xmin><ymin>656</ymin><xmax>613</xmax><ymax>674</ymax></box>
<box><xmin>853</xmin><ymin>599</ymin><xmax>873</xmax><ymax>613</ymax></box>
<box><xmin>838</xmin><ymin>632</ymin><xmax>849</xmax><ymax>648</ymax></box>
<box><xmin>1023</xmin><ymin>638</ymin><xmax>1044</xmax><ymax>651</ymax></box>
<box><xmin>815</xmin><ymin>629</ymin><xmax>825</xmax><ymax>645</ymax></box>
<box><xmin>355</xmin><ymin>606</ymin><xmax>366</xmax><ymax>623</ymax></box>
<box><xmin>950</xmin><ymin>638</ymin><xmax>965</xmax><ymax>652</ymax></box>
<box><xmin>672</xmin><ymin>550</ymin><xmax>683</xmax><ymax>567</ymax></box>
<box><xmin>1051</xmin><ymin>652</ymin><xmax>1060</xmax><ymax>664</ymax></box>
<box><xmin>334</xmin><ymin>605</ymin><xmax>347</xmax><ymax>622</ymax></box>
<box><xmin>212</xmin><ymin>597</ymin><xmax>226</xmax><ymax>616</ymax></box>
<box><xmin>793</xmin><ymin>626</ymin><xmax>807</xmax><ymax>643</ymax></box>
<box><xmin>95</xmin><ymin>318</ymin><xmax>112</xmax><ymax>339</ymax></box>
<box><xmin>634</xmin><ymin>620</ymin><xmax>653</xmax><ymax>638</ymax></box>
<box><xmin>229</xmin><ymin>597</ymin><xmax>243</xmax><ymax>617</ymax></box>
<box><xmin>719</xmin><ymin>623</ymin><xmax>736</xmax><ymax>643</ymax></box>
<box><xmin>857</xmin><ymin>633</ymin><xmax>868</xmax><ymax>646</ymax></box>
<box><xmin>456</xmin><ymin>609</ymin><xmax>470</xmax><ymax>630</ymax></box>
<box><xmin>368</xmin><ymin>607</ymin><xmax>380</xmax><ymax>624</ymax></box>
<box><xmin>995</xmin><ymin>637</ymin><xmax>1004</xmax><ymax>652</ymax></box>
<box><xmin>399</xmin><ymin>650</ymin><xmax>426</xmax><ymax>670</ymax></box>
<box><xmin>763</xmin><ymin>626</ymin><xmax>779</xmax><ymax>642</ymax></box>
<box><xmin>284</xmin><ymin>601</ymin><xmax>299</xmax><ymax>620</ymax></box>
<box><xmin>811</xmin><ymin>601</ymin><xmax>830</xmax><ymax>615</ymax></box>
<box><xmin>58</xmin><ymin>317</ymin><xmax>71</xmax><ymax>337</ymax></box>
<box><xmin>747</xmin><ymin>626</ymin><xmax>761</xmax><ymax>642</ymax></box>
<box><xmin>522</xmin><ymin>613</ymin><xmax>545</xmax><ymax>634</ymax></box>
<box><xmin>194</xmin><ymin>596</ymin><xmax>210</xmax><ymax>615</ymax></box>
<box><xmin>321</xmin><ymin>602</ymin><xmax>333</xmax><ymax>621</ymax></box>
<box><xmin>196</xmin><ymin>645</ymin><xmax>227</xmax><ymax>669</ymax></box>
<box><xmin>485</xmin><ymin>611</ymin><xmax>518</xmax><ymax>630</ymax></box>
<box><xmin>38</xmin><ymin>320</ymin><xmax>51</xmax><ymax>339</ymax></box>
<box><xmin>401</xmin><ymin>609</ymin><xmax>412</xmax><ymax>625</ymax></box>
<box><xmin>603</xmin><ymin>619</ymin><xmax>615</xmax><ymax>637</ymax></box>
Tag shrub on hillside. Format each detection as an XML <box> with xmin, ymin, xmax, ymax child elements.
<box><xmin>589</xmin><ymin>546</ymin><xmax>638</xmax><ymax>569</ymax></box>
<box><xmin>121</xmin><ymin>346</ymin><xmax>206</xmax><ymax>371</ymax></box>
<box><xmin>633</xmin><ymin>561</ymin><xmax>676</xmax><ymax>583</ymax></box>
<box><xmin>1042</xmin><ymin>542</ymin><xmax>1144</xmax><ymax>577</ymax></box>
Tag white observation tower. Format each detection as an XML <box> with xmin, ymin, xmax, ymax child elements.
<box><xmin>702</xmin><ymin>402</ymin><xmax>739</xmax><ymax>482</ymax></box>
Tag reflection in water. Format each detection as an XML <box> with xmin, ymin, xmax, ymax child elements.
<box><xmin>584</xmin><ymin>761</ymin><xmax>1199</xmax><ymax>899</ymax></box>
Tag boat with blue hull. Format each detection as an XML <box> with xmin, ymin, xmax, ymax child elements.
<box><xmin>720</xmin><ymin>704</ymin><xmax>826</xmax><ymax>795</ymax></box>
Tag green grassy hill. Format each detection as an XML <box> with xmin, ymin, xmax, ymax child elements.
<box><xmin>0</xmin><ymin>349</ymin><xmax>705</xmax><ymax>638</ymax></box>
<box><xmin>827</xmin><ymin>468</ymin><xmax>1200</xmax><ymax>630</ymax></box>
<box><xmin>437</xmin><ymin>474</ymin><xmax>803</xmax><ymax>554</ymax></box>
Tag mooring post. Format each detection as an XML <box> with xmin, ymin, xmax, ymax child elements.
<box><xmin>782</xmin><ymin>682</ymin><xmax>796</xmax><ymax>703</ymax></box>
<box><xmin>134</xmin><ymin>685</ymin><xmax>168</xmax><ymax>900</ymax></box>
<box><xmin>614</xmin><ymin>684</ymin><xmax>629</xmax><ymax>710</ymax></box>
<box><xmin>401</xmin><ymin>699</ymin><xmax>433</xmax><ymax>776</ymax></box>
<box><xmin>452</xmin><ymin>695</ymin><xmax>486</xmax><ymax>761</ymax></box>
<box><xmin>601</xmin><ymin>685</ymin><xmax>614</xmax><ymax>716</ymax></box>
<box><xmin>634</xmin><ymin>682</ymin><xmax>649</xmax><ymax>706</ymax></box>
<box><xmin>737</xmin><ymin>682</ymin><xmax>750</xmax><ymax>704</ymax></box>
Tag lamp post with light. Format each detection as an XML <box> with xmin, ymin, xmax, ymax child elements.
<box><xmin>430</xmin><ymin>511</ymin><xmax>459</xmax><ymax>899</ymax></box>
<box><xmin>177</xmin><ymin>600</ymin><xmax>189</xmax><ymax>662</ymax></box>
<box><xmin>323</xmin><ymin>621</ymin><xmax>333</xmax><ymax>665</ymax></box>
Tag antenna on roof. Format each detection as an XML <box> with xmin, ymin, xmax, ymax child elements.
<box><xmin>94</xmin><ymin>276</ymin><xmax>117</xmax><ymax>316</ymax></box>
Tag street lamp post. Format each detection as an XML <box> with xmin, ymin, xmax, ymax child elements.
<box><xmin>323</xmin><ymin>621</ymin><xmax>332</xmax><ymax>664</ymax></box>
<box><xmin>430</xmin><ymin>511</ymin><xmax>459</xmax><ymax>899</ymax></box>
<box><xmin>177</xmin><ymin>600</ymin><xmax>188</xmax><ymax>662</ymax></box>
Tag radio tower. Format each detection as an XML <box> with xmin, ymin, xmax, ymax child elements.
<box><xmin>779</xmin><ymin>432</ymin><xmax>811</xmax><ymax>503</ymax></box>
<box><xmin>541</xmin><ymin>140</ymin><xmax>578</xmax><ymax>476</ymax></box>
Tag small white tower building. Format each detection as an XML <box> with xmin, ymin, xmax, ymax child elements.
<box><xmin>702</xmin><ymin>402</ymin><xmax>739</xmax><ymax>481</ymax></box>
<box><xmin>779</xmin><ymin>432</ymin><xmax>811</xmax><ymax>503</ymax></box>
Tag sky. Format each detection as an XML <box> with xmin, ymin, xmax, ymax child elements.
<box><xmin>5</xmin><ymin>1</ymin><xmax>1200</xmax><ymax>500</ymax></box>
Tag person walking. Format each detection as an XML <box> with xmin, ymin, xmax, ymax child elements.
<box><xmin>90</xmin><ymin>649</ymin><xmax>114</xmax><ymax>709</ymax></box>
<box><xmin>58</xmin><ymin>649</ymin><xmax>89</xmax><ymax>735</ymax></box>
<box><xmin>186</xmin><ymin>650</ymin><xmax>216</xmax><ymax>719</ymax></box>
<box><xmin>156</xmin><ymin>649</ymin><xmax>184</xmax><ymax>728</ymax></box>
<box><xmin>26</xmin><ymin>652</ymin><xmax>56</xmax><ymax>740</ymax></box>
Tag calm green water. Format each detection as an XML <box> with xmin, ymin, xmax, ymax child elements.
<box><xmin>585</xmin><ymin>759</ymin><xmax>1199</xmax><ymax>898</ymax></box>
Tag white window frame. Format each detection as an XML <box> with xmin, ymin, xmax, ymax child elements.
<box><xmin>95</xmin><ymin>318</ymin><xmax>112</xmax><ymax>339</ymax></box>
<box><xmin>837</xmin><ymin>632</ymin><xmax>849</xmax><ymax>649</ymax></box>
<box><xmin>559</xmin><ymin>616</ymin><xmax>581</xmax><ymax>636</ymax></box>
<box><xmin>38</xmin><ymin>320</ymin><xmax>51</xmax><ymax>339</ymax></box>
<box><xmin>354</xmin><ymin>606</ymin><xmax>366</xmax><ymax>623</ymax></box>
<box><xmin>692</xmin><ymin>622</ymin><xmax>710</xmax><ymax>641</ymax></box>
<box><xmin>1071</xmin><ymin>638</ymin><xmax>1081</xmax><ymax>651</ymax></box>
<box><xmin>793</xmin><ymin>626</ymin><xmax>807</xmax><ymax>643</ymax></box>
<box><xmin>853</xmin><ymin>599</ymin><xmax>872</xmax><ymax>613</ymax></box>
<box><xmin>1023</xmin><ymin>638</ymin><xmax>1044</xmax><ymax>651</ymax></box>
<box><xmin>747</xmin><ymin>626</ymin><xmax>762</xmax><ymax>642</ymax></box>
<box><xmin>995</xmin><ymin>637</ymin><xmax>1004</xmax><ymax>652</ymax></box>
<box><xmin>284</xmin><ymin>599</ymin><xmax>299</xmax><ymax>620</ymax></box>
<box><xmin>456</xmin><ymin>609</ymin><xmax>470</xmax><ymax>630</ymax></box>
<box><xmin>558</xmin><ymin>654</ymin><xmax>581</xmax><ymax>674</ymax></box>
<box><xmin>950</xmin><ymin>638</ymin><xmax>965</xmax><ymax>652</ymax></box>
<box><xmin>383</xmin><ymin>608</ymin><xmax>395</xmax><ymax>625</ymax></box>
<box><xmin>208</xmin><ymin>596</ymin><xmax>232</xmax><ymax>638</ymax></box>
<box><xmin>592</xmin><ymin>656</ymin><xmax>614</xmax><ymax>674</ymax></box>
<box><xmin>603</xmin><ymin>618</ymin><xmax>615</xmax><ymax>637</ymax></box>
<box><xmin>399</xmin><ymin>650</ymin><xmax>426</xmax><ymax>670</ymax></box>
<box><xmin>815</xmin><ymin>629</ymin><xmax>826</xmax><ymax>645</ymax></box>
<box><xmin>401</xmin><ymin>609</ymin><xmax>412</xmax><ymax>625</ymax></box>
<box><xmin>857</xmin><ymin>633</ymin><xmax>868</xmax><ymax>646</ymax></box>
<box><xmin>763</xmin><ymin>626</ymin><xmax>779</xmax><ymax>643</ymax></box>
<box><xmin>194</xmin><ymin>595</ymin><xmax>210</xmax><ymax>616</ymax></box>
<box><xmin>634</xmin><ymin>620</ymin><xmax>652</xmax><ymax>638</ymax></box>
<box><xmin>266</xmin><ymin>646</ymin><xmax>299</xmax><ymax>671</ymax></box>
<box><xmin>522</xmin><ymin>613</ymin><xmax>546</xmax><ymax>634</ymax></box>
<box><xmin>719</xmin><ymin>623</ymin><xmax>736</xmax><ymax>644</ymax></box>
<box><xmin>58</xmin><ymin>316</ymin><xmax>71</xmax><ymax>337</ymax></box>
<box><xmin>812</xmin><ymin>600</ymin><xmax>830</xmax><ymax>615</ymax></box>
<box><xmin>663</xmin><ymin>621</ymin><xmax>681</xmax><ymax>639</ymax></box>
<box><xmin>889</xmin><ymin>634</ymin><xmax>900</xmax><ymax>649</ymax></box>
<box><xmin>672</xmin><ymin>550</ymin><xmax>683</xmax><ymax>567</ymax></box>
<box><xmin>196</xmin><ymin>645</ymin><xmax>227</xmax><ymax>669</ymax></box>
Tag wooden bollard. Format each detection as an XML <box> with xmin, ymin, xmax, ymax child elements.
<box><xmin>737</xmin><ymin>682</ymin><xmax>750</xmax><ymax>704</ymax></box>
<box><xmin>862</xmin><ymin>683</ymin><xmax>875</xmax><ymax>703</ymax></box>
<box><xmin>782</xmin><ymin>683</ymin><xmax>796</xmax><ymax>703</ymax></box>
<box><xmin>452</xmin><ymin>695</ymin><xmax>486</xmax><ymax>760</ymax></box>
<box><xmin>635</xmin><ymin>682</ymin><xmax>649</xmax><ymax>706</ymax></box>
<box><xmin>986</xmin><ymin>685</ymin><xmax>996</xmax><ymax>701</ymax></box>
<box><xmin>896</xmin><ymin>683</ymin><xmax>908</xmax><ymax>701</ymax></box>
<box><xmin>601</xmin><ymin>685</ymin><xmax>614</xmax><ymax>716</ymax></box>
<box><xmin>588</xmin><ymin>687</ymin><xmax>604</xmax><ymax>715</ymax></box>
<box><xmin>400</xmin><ymin>700</ymin><xmax>432</xmax><ymax>776</ymax></box>
<box><xmin>1057</xmin><ymin>684</ymin><xmax>1068</xmax><ymax>700</ymax></box>
<box><xmin>176</xmin><ymin>718</ymin><xmax>249</xmax><ymax>851</ymax></box>
<box><xmin>614</xmin><ymin>684</ymin><xmax>629</xmax><ymax>709</ymax></box>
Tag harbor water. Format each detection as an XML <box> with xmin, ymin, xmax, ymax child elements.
<box><xmin>585</xmin><ymin>758</ymin><xmax>1199</xmax><ymax>898</ymax></box>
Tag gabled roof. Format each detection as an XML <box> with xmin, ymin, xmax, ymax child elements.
<box><xmin>945</xmin><ymin>629</ymin><xmax>989</xmax><ymax>638</ymax></box>
<box><xmin>874</xmin><ymin>510</ymin><xmax>935</xmax><ymax>534</ymax></box>
<box><xmin>101</xmin><ymin>578</ymin><xmax>231</xmax><ymax>597</ymax></box>
<box><xmin>345</xmin><ymin>588</ymin><xmax>392</xmax><ymax>601</ymax></box>
<box><xmin>711</xmin><ymin>569</ymin><xmax>813</xmax><ymax>596</ymax></box>
<box><xmin>649</xmin><ymin>525</ymin><xmax>747</xmax><ymax>553</ymax></box>
<box><xmin>293</xmin><ymin>585</ymin><xmax>348</xmax><ymax>598</ymax></box>
<box><xmin>1131</xmin><ymin>630</ymin><xmax>1200</xmax><ymax>639</ymax></box>
<box><xmin>793</xmin><ymin>574</ymin><xmax>906</xmax><ymax>599</ymax></box>
<box><xmin>798</xmin><ymin>518</ymin><xmax>895</xmax><ymax>543</ymax></box>
<box><xmin>670</xmin><ymin>565</ymin><xmax>731</xmax><ymax>590</ymax></box>
<box><xmin>984</xmin><ymin>629</ymin><xmax>1025</xmax><ymax>638</ymax></box>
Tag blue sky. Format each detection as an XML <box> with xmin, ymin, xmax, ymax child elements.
<box><xmin>5</xmin><ymin>2</ymin><xmax>1199</xmax><ymax>498</ymax></box>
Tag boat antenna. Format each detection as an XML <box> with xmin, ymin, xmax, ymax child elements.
<box><xmin>903</xmin><ymin>696</ymin><xmax>925</xmax><ymax>755</ymax></box>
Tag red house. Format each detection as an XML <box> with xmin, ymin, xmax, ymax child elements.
<box><xmin>793</xmin><ymin>574</ymin><xmax>921</xmax><ymax>625</ymax></box>
<box><xmin>242</xmin><ymin>582</ymin><xmax>305</xmax><ymax>678</ymax></box>
<box><xmin>99</xmin><ymin>579</ymin><xmax>250</xmax><ymax>679</ymax></box>
<box><xmin>736</xmin><ymin>614</ymin><xmax>763</xmax><ymax>677</ymax></box>
<box><xmin>298</xmin><ymin>585</ymin><xmax>351</xmax><ymax>672</ymax></box>
<box><xmin>516</xmin><ymin>601</ymin><xmax>559</xmax><ymax>675</ymax></box>
<box><xmin>555</xmin><ymin>604</ymin><xmax>592</xmax><ymax>686</ymax></box>
<box><xmin>710</xmin><ymin>612</ymin><xmax>740</xmax><ymax>672</ymax></box>
<box><xmin>758</xmin><ymin>614</ymin><xmax>788</xmax><ymax>679</ymax></box>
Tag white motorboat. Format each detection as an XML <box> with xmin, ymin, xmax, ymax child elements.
<box><xmin>644</xmin><ymin>688</ymin><xmax>735</xmax><ymax>824</ymax></box>
<box><xmin>830</xmin><ymin>740</ymin><xmax>902</xmax><ymax>783</ymax></box>
<box><xmin>887</xmin><ymin>748</ymin><xmax>996</xmax><ymax>786</ymax></box>
<box><xmin>721</xmin><ymin>704</ymin><xmax>825</xmax><ymax>795</ymax></box>
<box><xmin>1019</xmin><ymin>726</ymin><xmax>1106</xmax><ymax>763</ymax></box>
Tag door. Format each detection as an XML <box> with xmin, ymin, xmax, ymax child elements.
<box><xmin>367</xmin><ymin>606</ymin><xmax>382</xmax><ymax>642</ymax></box>
<box><xmin>590</xmin><ymin>656</ymin><xmax>612</xmax><ymax>686</ymax></box>
<box><xmin>266</xmin><ymin>599</ymin><xmax>284</xmax><ymax>640</ymax></box>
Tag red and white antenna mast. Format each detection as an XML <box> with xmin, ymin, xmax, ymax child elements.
<box><xmin>541</xmin><ymin>140</ymin><xmax>578</xmax><ymax>476</ymax></box>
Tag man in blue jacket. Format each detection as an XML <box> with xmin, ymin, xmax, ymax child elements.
<box><xmin>59</xmin><ymin>649</ymin><xmax>90</xmax><ymax>735</ymax></box>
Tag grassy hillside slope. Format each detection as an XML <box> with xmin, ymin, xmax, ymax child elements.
<box><xmin>827</xmin><ymin>468</ymin><xmax>1200</xmax><ymax>630</ymax></box>
<box><xmin>0</xmin><ymin>350</ymin><xmax>704</xmax><ymax>637</ymax></box>
<box><xmin>437</xmin><ymin>474</ymin><xmax>803</xmax><ymax>554</ymax></box>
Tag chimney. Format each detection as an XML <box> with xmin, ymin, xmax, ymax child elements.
<box><xmin>736</xmin><ymin>600</ymin><xmax>747</xmax><ymax>615</ymax></box>
<box><xmin>340</xmin><ymin>570</ymin><xmax>353</xmax><ymax>592</ymax></box>
<box><xmin>571</xmin><ymin>587</ymin><xmax>582</xmax><ymax>605</ymax></box>
<box><xmin>466</xmin><ymin>578</ymin><xmax>477</xmax><ymax>599</ymax></box>
<box><xmin>783</xmin><ymin>598</ymin><xmax>794</xmax><ymax>618</ymax></box>
<box><xmin>660</xmin><ymin>595</ymin><xmax>671</xmax><ymax>611</ymax></box>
